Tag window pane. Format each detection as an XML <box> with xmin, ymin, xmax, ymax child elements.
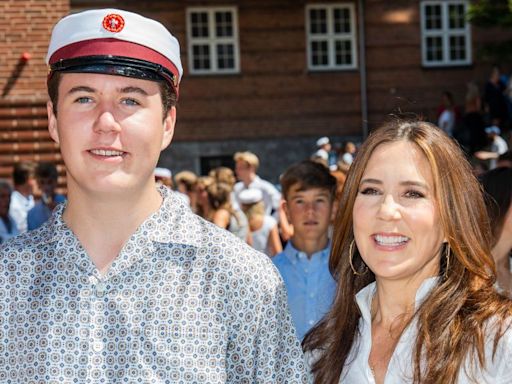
<box><xmin>191</xmin><ymin>12</ymin><xmax>209</xmax><ymax>38</ymax></box>
<box><xmin>335</xmin><ymin>40</ymin><xmax>352</xmax><ymax>65</ymax></box>
<box><xmin>449</xmin><ymin>35</ymin><xmax>466</xmax><ymax>60</ymax></box>
<box><xmin>448</xmin><ymin>4</ymin><xmax>466</xmax><ymax>29</ymax></box>
<box><xmin>192</xmin><ymin>44</ymin><xmax>211</xmax><ymax>70</ymax></box>
<box><xmin>217</xmin><ymin>44</ymin><xmax>235</xmax><ymax>69</ymax></box>
<box><xmin>311</xmin><ymin>41</ymin><xmax>329</xmax><ymax>66</ymax></box>
<box><xmin>310</xmin><ymin>9</ymin><xmax>327</xmax><ymax>34</ymax></box>
<box><xmin>425</xmin><ymin>5</ymin><xmax>442</xmax><ymax>30</ymax></box>
<box><xmin>334</xmin><ymin>8</ymin><xmax>351</xmax><ymax>34</ymax></box>
<box><xmin>215</xmin><ymin>11</ymin><xmax>233</xmax><ymax>37</ymax></box>
<box><xmin>426</xmin><ymin>36</ymin><xmax>443</xmax><ymax>61</ymax></box>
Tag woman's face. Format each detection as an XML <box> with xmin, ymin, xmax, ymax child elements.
<box><xmin>352</xmin><ymin>141</ymin><xmax>445</xmax><ymax>284</ymax></box>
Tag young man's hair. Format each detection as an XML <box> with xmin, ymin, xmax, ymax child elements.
<box><xmin>280</xmin><ymin>160</ymin><xmax>337</xmax><ymax>201</ymax></box>
<box><xmin>233</xmin><ymin>151</ymin><xmax>259</xmax><ymax>170</ymax></box>
<box><xmin>12</xmin><ymin>162</ymin><xmax>36</xmax><ymax>186</ymax></box>
<box><xmin>47</xmin><ymin>71</ymin><xmax>177</xmax><ymax>119</ymax></box>
<box><xmin>35</xmin><ymin>162</ymin><xmax>59</xmax><ymax>181</ymax></box>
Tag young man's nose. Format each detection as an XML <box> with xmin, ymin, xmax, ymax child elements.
<box><xmin>93</xmin><ymin>108</ymin><xmax>122</xmax><ymax>133</ymax></box>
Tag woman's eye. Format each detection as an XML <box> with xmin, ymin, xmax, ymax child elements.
<box><xmin>360</xmin><ymin>187</ymin><xmax>379</xmax><ymax>195</ymax></box>
<box><xmin>404</xmin><ymin>190</ymin><xmax>425</xmax><ymax>199</ymax></box>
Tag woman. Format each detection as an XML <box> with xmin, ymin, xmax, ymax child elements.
<box><xmin>239</xmin><ymin>188</ymin><xmax>282</xmax><ymax>257</ymax></box>
<box><xmin>205</xmin><ymin>181</ymin><xmax>250</xmax><ymax>243</ymax></box>
<box><xmin>303</xmin><ymin>119</ymin><xmax>512</xmax><ymax>383</ymax></box>
<box><xmin>480</xmin><ymin>167</ymin><xmax>512</xmax><ymax>293</ymax></box>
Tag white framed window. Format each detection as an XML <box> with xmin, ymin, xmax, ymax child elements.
<box><xmin>306</xmin><ymin>3</ymin><xmax>357</xmax><ymax>71</ymax></box>
<box><xmin>420</xmin><ymin>1</ymin><xmax>471</xmax><ymax>67</ymax></box>
<box><xmin>186</xmin><ymin>7</ymin><xmax>240</xmax><ymax>74</ymax></box>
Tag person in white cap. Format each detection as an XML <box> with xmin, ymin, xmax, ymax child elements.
<box><xmin>475</xmin><ymin>125</ymin><xmax>509</xmax><ymax>169</ymax></box>
<box><xmin>0</xmin><ymin>9</ymin><xmax>308</xmax><ymax>383</ymax></box>
<box><xmin>312</xmin><ymin>136</ymin><xmax>331</xmax><ymax>164</ymax></box>
<box><xmin>239</xmin><ymin>188</ymin><xmax>282</xmax><ymax>257</ymax></box>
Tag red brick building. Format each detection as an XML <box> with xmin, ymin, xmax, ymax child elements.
<box><xmin>1</xmin><ymin>0</ymin><xmax>510</xmax><ymax>182</ymax></box>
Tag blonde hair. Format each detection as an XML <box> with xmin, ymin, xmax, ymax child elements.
<box><xmin>234</xmin><ymin>151</ymin><xmax>259</xmax><ymax>170</ymax></box>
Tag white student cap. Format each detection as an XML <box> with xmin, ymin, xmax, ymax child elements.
<box><xmin>46</xmin><ymin>9</ymin><xmax>183</xmax><ymax>96</ymax></box>
<box><xmin>485</xmin><ymin>125</ymin><xmax>501</xmax><ymax>135</ymax></box>
<box><xmin>154</xmin><ymin>167</ymin><xmax>172</xmax><ymax>179</ymax></box>
<box><xmin>238</xmin><ymin>189</ymin><xmax>263</xmax><ymax>205</ymax></box>
<box><xmin>316</xmin><ymin>137</ymin><xmax>330</xmax><ymax>147</ymax></box>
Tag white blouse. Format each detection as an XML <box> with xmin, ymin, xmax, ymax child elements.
<box><xmin>336</xmin><ymin>278</ymin><xmax>512</xmax><ymax>383</ymax></box>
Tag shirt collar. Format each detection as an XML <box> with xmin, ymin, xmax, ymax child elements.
<box><xmin>282</xmin><ymin>240</ymin><xmax>331</xmax><ymax>265</ymax></box>
<box><xmin>37</xmin><ymin>186</ymin><xmax>199</xmax><ymax>247</ymax></box>
<box><xmin>355</xmin><ymin>276</ymin><xmax>440</xmax><ymax>324</ymax></box>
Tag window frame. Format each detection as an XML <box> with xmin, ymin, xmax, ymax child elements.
<box><xmin>305</xmin><ymin>3</ymin><xmax>358</xmax><ymax>71</ymax></box>
<box><xmin>186</xmin><ymin>6</ymin><xmax>240</xmax><ymax>75</ymax></box>
<box><xmin>420</xmin><ymin>0</ymin><xmax>472</xmax><ymax>67</ymax></box>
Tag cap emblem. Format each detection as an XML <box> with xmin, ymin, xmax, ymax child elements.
<box><xmin>102</xmin><ymin>13</ymin><xmax>125</xmax><ymax>33</ymax></box>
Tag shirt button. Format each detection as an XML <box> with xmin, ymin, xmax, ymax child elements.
<box><xmin>96</xmin><ymin>282</ymin><xmax>106</xmax><ymax>297</ymax></box>
<box><xmin>309</xmin><ymin>293</ymin><xmax>315</xmax><ymax>298</ymax></box>
<box><xmin>308</xmin><ymin>319</ymin><xmax>315</xmax><ymax>325</ymax></box>
<box><xmin>92</xmin><ymin>341</ymin><xmax>104</xmax><ymax>352</ymax></box>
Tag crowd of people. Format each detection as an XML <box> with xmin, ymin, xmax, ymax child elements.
<box><xmin>0</xmin><ymin>7</ymin><xmax>511</xmax><ymax>383</ymax></box>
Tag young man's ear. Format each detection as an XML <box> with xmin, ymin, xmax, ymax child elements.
<box><xmin>47</xmin><ymin>101</ymin><xmax>60</xmax><ymax>144</ymax></box>
<box><xmin>282</xmin><ymin>199</ymin><xmax>291</xmax><ymax>222</ymax></box>
<box><xmin>330</xmin><ymin>200</ymin><xmax>338</xmax><ymax>222</ymax></box>
<box><xmin>161</xmin><ymin>106</ymin><xmax>176</xmax><ymax>151</ymax></box>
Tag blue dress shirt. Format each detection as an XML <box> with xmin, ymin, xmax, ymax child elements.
<box><xmin>273</xmin><ymin>241</ymin><xmax>337</xmax><ymax>340</ymax></box>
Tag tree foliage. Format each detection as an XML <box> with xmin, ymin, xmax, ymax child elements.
<box><xmin>467</xmin><ymin>0</ymin><xmax>512</xmax><ymax>61</ymax></box>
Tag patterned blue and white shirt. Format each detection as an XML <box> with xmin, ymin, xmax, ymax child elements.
<box><xmin>0</xmin><ymin>187</ymin><xmax>308</xmax><ymax>383</ymax></box>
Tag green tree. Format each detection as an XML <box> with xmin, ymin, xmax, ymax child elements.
<box><xmin>468</xmin><ymin>0</ymin><xmax>512</xmax><ymax>62</ymax></box>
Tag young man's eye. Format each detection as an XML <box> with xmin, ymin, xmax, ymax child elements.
<box><xmin>75</xmin><ymin>96</ymin><xmax>92</xmax><ymax>104</ymax></box>
<box><xmin>404</xmin><ymin>190</ymin><xmax>425</xmax><ymax>199</ymax></box>
<box><xmin>122</xmin><ymin>98</ymin><xmax>140</xmax><ymax>106</ymax></box>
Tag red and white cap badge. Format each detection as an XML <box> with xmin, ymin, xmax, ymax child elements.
<box><xmin>102</xmin><ymin>13</ymin><xmax>125</xmax><ymax>33</ymax></box>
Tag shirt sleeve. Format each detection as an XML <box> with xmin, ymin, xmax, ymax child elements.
<box><xmin>225</xmin><ymin>263</ymin><xmax>309</xmax><ymax>383</ymax></box>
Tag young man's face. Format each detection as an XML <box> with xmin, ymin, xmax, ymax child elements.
<box><xmin>284</xmin><ymin>184</ymin><xmax>334</xmax><ymax>242</ymax></box>
<box><xmin>37</xmin><ymin>177</ymin><xmax>57</xmax><ymax>198</ymax></box>
<box><xmin>47</xmin><ymin>73</ymin><xmax>175</xmax><ymax>197</ymax></box>
<box><xmin>235</xmin><ymin>160</ymin><xmax>253</xmax><ymax>181</ymax></box>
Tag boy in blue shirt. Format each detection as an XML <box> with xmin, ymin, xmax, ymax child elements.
<box><xmin>273</xmin><ymin>160</ymin><xmax>338</xmax><ymax>340</ymax></box>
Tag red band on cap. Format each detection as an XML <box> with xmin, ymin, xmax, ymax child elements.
<box><xmin>49</xmin><ymin>38</ymin><xmax>179</xmax><ymax>92</ymax></box>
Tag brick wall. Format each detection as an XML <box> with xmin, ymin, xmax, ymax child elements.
<box><xmin>0</xmin><ymin>0</ymin><xmax>69</xmax><ymax>181</ymax></box>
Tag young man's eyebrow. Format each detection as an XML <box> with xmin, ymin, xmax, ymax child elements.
<box><xmin>119</xmin><ymin>86</ymin><xmax>149</xmax><ymax>96</ymax></box>
<box><xmin>67</xmin><ymin>86</ymin><xmax>96</xmax><ymax>94</ymax></box>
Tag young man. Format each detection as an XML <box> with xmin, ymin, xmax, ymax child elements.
<box><xmin>27</xmin><ymin>162</ymin><xmax>66</xmax><ymax>230</ymax></box>
<box><xmin>9</xmin><ymin>161</ymin><xmax>37</xmax><ymax>233</ymax></box>
<box><xmin>273</xmin><ymin>160</ymin><xmax>338</xmax><ymax>340</ymax></box>
<box><xmin>0</xmin><ymin>9</ymin><xmax>308</xmax><ymax>382</ymax></box>
<box><xmin>233</xmin><ymin>151</ymin><xmax>281</xmax><ymax>218</ymax></box>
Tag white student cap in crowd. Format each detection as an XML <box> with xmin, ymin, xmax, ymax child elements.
<box><xmin>485</xmin><ymin>125</ymin><xmax>501</xmax><ymax>135</ymax></box>
<box><xmin>154</xmin><ymin>167</ymin><xmax>172</xmax><ymax>179</ymax></box>
<box><xmin>238</xmin><ymin>189</ymin><xmax>263</xmax><ymax>205</ymax></box>
<box><xmin>46</xmin><ymin>8</ymin><xmax>183</xmax><ymax>95</ymax></box>
<box><xmin>316</xmin><ymin>137</ymin><xmax>330</xmax><ymax>147</ymax></box>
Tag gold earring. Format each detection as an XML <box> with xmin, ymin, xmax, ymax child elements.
<box><xmin>349</xmin><ymin>240</ymin><xmax>367</xmax><ymax>276</ymax></box>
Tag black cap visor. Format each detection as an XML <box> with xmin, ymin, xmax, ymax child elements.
<box><xmin>49</xmin><ymin>55</ymin><xmax>177</xmax><ymax>88</ymax></box>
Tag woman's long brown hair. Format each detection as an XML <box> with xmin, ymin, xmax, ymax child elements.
<box><xmin>303</xmin><ymin>118</ymin><xmax>512</xmax><ymax>383</ymax></box>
